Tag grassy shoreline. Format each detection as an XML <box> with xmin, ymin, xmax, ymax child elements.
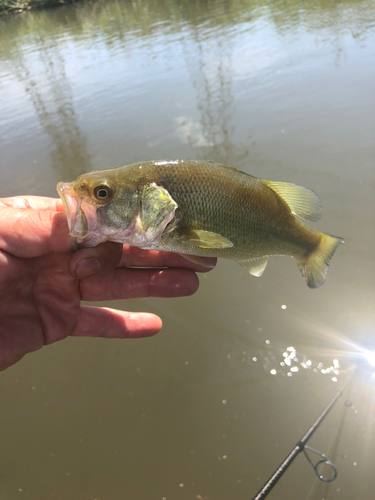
<box><xmin>0</xmin><ymin>0</ymin><xmax>80</xmax><ymax>15</ymax></box>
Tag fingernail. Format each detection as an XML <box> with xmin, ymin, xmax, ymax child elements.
<box><xmin>75</xmin><ymin>258</ymin><xmax>100</xmax><ymax>279</ymax></box>
<box><xmin>199</xmin><ymin>259</ymin><xmax>216</xmax><ymax>269</ymax></box>
<box><xmin>179</xmin><ymin>255</ymin><xmax>216</xmax><ymax>269</ymax></box>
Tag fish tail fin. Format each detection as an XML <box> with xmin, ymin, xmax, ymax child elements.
<box><xmin>297</xmin><ymin>233</ymin><xmax>343</xmax><ymax>288</ymax></box>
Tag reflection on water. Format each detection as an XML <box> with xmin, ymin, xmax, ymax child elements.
<box><xmin>180</xmin><ymin>29</ymin><xmax>248</xmax><ymax>164</ymax></box>
<box><xmin>2</xmin><ymin>37</ymin><xmax>92</xmax><ymax>180</ymax></box>
<box><xmin>228</xmin><ymin>340</ymin><xmax>344</xmax><ymax>381</ymax></box>
<box><xmin>0</xmin><ymin>0</ymin><xmax>375</xmax><ymax>499</ymax></box>
<box><xmin>28</xmin><ymin>40</ymin><xmax>91</xmax><ymax>178</ymax></box>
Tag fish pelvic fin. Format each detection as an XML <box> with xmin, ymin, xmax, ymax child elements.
<box><xmin>264</xmin><ymin>180</ymin><xmax>322</xmax><ymax>222</ymax></box>
<box><xmin>236</xmin><ymin>256</ymin><xmax>268</xmax><ymax>277</ymax></box>
<box><xmin>297</xmin><ymin>233</ymin><xmax>343</xmax><ymax>288</ymax></box>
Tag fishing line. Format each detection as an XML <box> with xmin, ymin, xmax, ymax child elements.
<box><xmin>251</xmin><ymin>370</ymin><xmax>356</xmax><ymax>500</ymax></box>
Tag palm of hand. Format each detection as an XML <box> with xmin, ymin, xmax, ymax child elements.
<box><xmin>0</xmin><ymin>252</ymin><xmax>80</xmax><ymax>367</ymax></box>
<box><xmin>0</xmin><ymin>196</ymin><xmax>216</xmax><ymax>371</ymax></box>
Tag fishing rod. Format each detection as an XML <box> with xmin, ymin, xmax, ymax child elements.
<box><xmin>251</xmin><ymin>370</ymin><xmax>356</xmax><ymax>500</ymax></box>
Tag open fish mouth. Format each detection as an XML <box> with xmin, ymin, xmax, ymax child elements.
<box><xmin>57</xmin><ymin>182</ymin><xmax>103</xmax><ymax>247</ymax></box>
<box><xmin>57</xmin><ymin>182</ymin><xmax>86</xmax><ymax>235</ymax></box>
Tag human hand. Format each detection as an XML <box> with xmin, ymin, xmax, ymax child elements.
<box><xmin>0</xmin><ymin>196</ymin><xmax>216</xmax><ymax>371</ymax></box>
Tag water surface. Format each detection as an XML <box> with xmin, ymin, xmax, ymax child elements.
<box><xmin>0</xmin><ymin>1</ymin><xmax>375</xmax><ymax>498</ymax></box>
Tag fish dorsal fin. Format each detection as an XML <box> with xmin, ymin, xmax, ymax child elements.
<box><xmin>181</xmin><ymin>229</ymin><xmax>233</xmax><ymax>249</ymax></box>
<box><xmin>208</xmin><ymin>161</ymin><xmax>255</xmax><ymax>178</ymax></box>
<box><xmin>263</xmin><ymin>180</ymin><xmax>322</xmax><ymax>222</ymax></box>
<box><xmin>236</xmin><ymin>256</ymin><xmax>268</xmax><ymax>277</ymax></box>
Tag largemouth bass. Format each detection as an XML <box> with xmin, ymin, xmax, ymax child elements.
<box><xmin>57</xmin><ymin>160</ymin><xmax>343</xmax><ymax>288</ymax></box>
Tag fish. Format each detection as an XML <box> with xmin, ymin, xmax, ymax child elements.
<box><xmin>57</xmin><ymin>159</ymin><xmax>343</xmax><ymax>288</ymax></box>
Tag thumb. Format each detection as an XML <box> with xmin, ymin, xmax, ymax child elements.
<box><xmin>0</xmin><ymin>206</ymin><xmax>72</xmax><ymax>257</ymax></box>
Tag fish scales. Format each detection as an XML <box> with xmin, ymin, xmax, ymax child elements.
<box><xmin>57</xmin><ymin>160</ymin><xmax>343</xmax><ymax>288</ymax></box>
<box><xmin>115</xmin><ymin>161</ymin><xmax>318</xmax><ymax>259</ymax></box>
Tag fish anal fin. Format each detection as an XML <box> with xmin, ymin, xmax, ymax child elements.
<box><xmin>181</xmin><ymin>229</ymin><xmax>233</xmax><ymax>249</ymax></box>
<box><xmin>236</xmin><ymin>256</ymin><xmax>268</xmax><ymax>277</ymax></box>
<box><xmin>264</xmin><ymin>180</ymin><xmax>322</xmax><ymax>222</ymax></box>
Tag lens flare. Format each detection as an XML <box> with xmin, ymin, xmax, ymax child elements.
<box><xmin>364</xmin><ymin>351</ymin><xmax>375</xmax><ymax>367</ymax></box>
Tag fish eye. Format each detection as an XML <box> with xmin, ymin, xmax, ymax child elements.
<box><xmin>93</xmin><ymin>184</ymin><xmax>113</xmax><ymax>201</ymax></box>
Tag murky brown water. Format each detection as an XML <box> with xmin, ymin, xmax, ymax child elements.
<box><xmin>1</xmin><ymin>0</ymin><xmax>375</xmax><ymax>498</ymax></box>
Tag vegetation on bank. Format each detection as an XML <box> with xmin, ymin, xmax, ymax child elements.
<box><xmin>0</xmin><ymin>0</ymin><xmax>80</xmax><ymax>15</ymax></box>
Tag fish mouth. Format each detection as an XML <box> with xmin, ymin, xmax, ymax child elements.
<box><xmin>57</xmin><ymin>182</ymin><xmax>86</xmax><ymax>235</ymax></box>
<box><xmin>57</xmin><ymin>182</ymin><xmax>103</xmax><ymax>247</ymax></box>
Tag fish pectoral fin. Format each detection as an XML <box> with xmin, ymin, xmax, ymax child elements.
<box><xmin>236</xmin><ymin>256</ymin><xmax>268</xmax><ymax>277</ymax></box>
<box><xmin>263</xmin><ymin>180</ymin><xmax>322</xmax><ymax>222</ymax></box>
<box><xmin>181</xmin><ymin>229</ymin><xmax>233</xmax><ymax>249</ymax></box>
